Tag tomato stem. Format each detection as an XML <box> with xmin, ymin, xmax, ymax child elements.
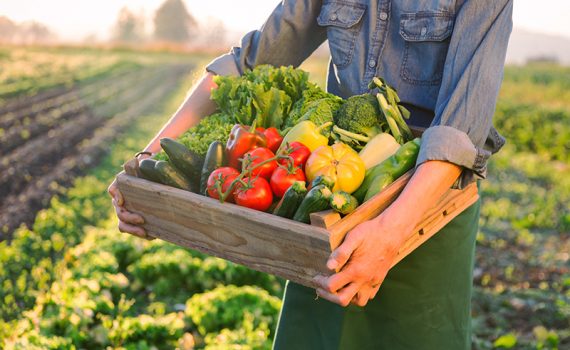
<box><xmin>219</xmin><ymin>153</ymin><xmax>292</xmax><ymax>203</ymax></box>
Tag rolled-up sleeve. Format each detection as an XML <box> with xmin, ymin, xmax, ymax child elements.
<box><xmin>206</xmin><ymin>0</ymin><xmax>327</xmax><ymax>77</ymax></box>
<box><xmin>416</xmin><ymin>0</ymin><xmax>513</xmax><ymax>187</ymax></box>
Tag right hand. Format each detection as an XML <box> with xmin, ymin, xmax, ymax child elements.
<box><xmin>108</xmin><ymin>178</ymin><xmax>149</xmax><ymax>239</ymax></box>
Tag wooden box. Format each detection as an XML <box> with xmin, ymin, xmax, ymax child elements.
<box><xmin>117</xmin><ymin>159</ymin><xmax>478</xmax><ymax>289</ymax></box>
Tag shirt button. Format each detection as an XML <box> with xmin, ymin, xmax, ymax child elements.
<box><xmin>379</xmin><ymin>12</ymin><xmax>388</xmax><ymax>21</ymax></box>
<box><xmin>368</xmin><ymin>59</ymin><xmax>376</xmax><ymax>68</ymax></box>
<box><xmin>421</xmin><ymin>27</ymin><xmax>427</xmax><ymax>36</ymax></box>
<box><xmin>330</xmin><ymin>13</ymin><xmax>338</xmax><ymax>21</ymax></box>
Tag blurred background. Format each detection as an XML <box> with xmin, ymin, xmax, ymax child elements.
<box><xmin>0</xmin><ymin>1</ymin><xmax>568</xmax><ymax>349</ymax></box>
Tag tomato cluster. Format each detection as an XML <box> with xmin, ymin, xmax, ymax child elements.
<box><xmin>206</xmin><ymin>141</ymin><xmax>311</xmax><ymax>212</ymax></box>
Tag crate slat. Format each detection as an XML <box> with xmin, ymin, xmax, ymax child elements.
<box><xmin>118</xmin><ymin>173</ymin><xmax>332</xmax><ymax>288</ymax></box>
<box><xmin>118</xmin><ymin>161</ymin><xmax>478</xmax><ymax>289</ymax></box>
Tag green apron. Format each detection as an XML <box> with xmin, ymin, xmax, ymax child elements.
<box><xmin>272</xmin><ymin>198</ymin><xmax>480</xmax><ymax>350</ymax></box>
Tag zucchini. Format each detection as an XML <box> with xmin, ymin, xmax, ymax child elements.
<box><xmin>309</xmin><ymin>175</ymin><xmax>335</xmax><ymax>191</ymax></box>
<box><xmin>160</xmin><ymin>137</ymin><xmax>203</xmax><ymax>184</ymax></box>
<box><xmin>273</xmin><ymin>181</ymin><xmax>307</xmax><ymax>219</ymax></box>
<box><xmin>154</xmin><ymin>160</ymin><xmax>195</xmax><ymax>191</ymax></box>
<box><xmin>200</xmin><ymin>141</ymin><xmax>226</xmax><ymax>195</ymax></box>
<box><xmin>330</xmin><ymin>191</ymin><xmax>359</xmax><ymax>215</ymax></box>
<box><xmin>139</xmin><ymin>159</ymin><xmax>162</xmax><ymax>183</ymax></box>
<box><xmin>354</xmin><ymin>138</ymin><xmax>421</xmax><ymax>202</ymax></box>
<box><xmin>292</xmin><ymin>185</ymin><xmax>332</xmax><ymax>224</ymax></box>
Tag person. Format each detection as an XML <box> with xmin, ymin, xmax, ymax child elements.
<box><xmin>108</xmin><ymin>0</ymin><xmax>513</xmax><ymax>348</ymax></box>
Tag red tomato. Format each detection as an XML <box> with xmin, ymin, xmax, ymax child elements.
<box><xmin>244</xmin><ymin>147</ymin><xmax>277</xmax><ymax>179</ymax></box>
<box><xmin>262</xmin><ymin>127</ymin><xmax>283</xmax><ymax>153</ymax></box>
<box><xmin>206</xmin><ymin>167</ymin><xmax>240</xmax><ymax>202</ymax></box>
<box><xmin>270</xmin><ymin>165</ymin><xmax>306</xmax><ymax>198</ymax></box>
<box><xmin>234</xmin><ymin>177</ymin><xmax>273</xmax><ymax>211</ymax></box>
<box><xmin>278</xmin><ymin>141</ymin><xmax>311</xmax><ymax>169</ymax></box>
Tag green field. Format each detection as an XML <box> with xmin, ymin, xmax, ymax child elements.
<box><xmin>0</xmin><ymin>47</ymin><xmax>568</xmax><ymax>349</ymax></box>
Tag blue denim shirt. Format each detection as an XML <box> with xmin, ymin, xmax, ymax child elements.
<box><xmin>207</xmin><ymin>0</ymin><xmax>513</xmax><ymax>187</ymax></box>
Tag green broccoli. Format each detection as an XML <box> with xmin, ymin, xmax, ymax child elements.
<box><xmin>285</xmin><ymin>83</ymin><xmax>340</xmax><ymax>127</ymax></box>
<box><xmin>332</xmin><ymin>94</ymin><xmax>384</xmax><ymax>147</ymax></box>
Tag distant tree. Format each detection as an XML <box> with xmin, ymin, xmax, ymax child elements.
<box><xmin>198</xmin><ymin>17</ymin><xmax>227</xmax><ymax>47</ymax></box>
<box><xmin>18</xmin><ymin>21</ymin><xmax>55</xmax><ymax>44</ymax></box>
<box><xmin>0</xmin><ymin>16</ymin><xmax>18</xmax><ymax>43</ymax></box>
<box><xmin>112</xmin><ymin>7</ymin><xmax>145</xmax><ymax>44</ymax></box>
<box><xmin>153</xmin><ymin>0</ymin><xmax>197</xmax><ymax>43</ymax></box>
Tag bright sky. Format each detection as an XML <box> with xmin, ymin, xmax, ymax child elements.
<box><xmin>0</xmin><ymin>0</ymin><xmax>569</xmax><ymax>41</ymax></box>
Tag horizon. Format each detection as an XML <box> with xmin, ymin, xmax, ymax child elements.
<box><xmin>1</xmin><ymin>0</ymin><xmax>570</xmax><ymax>42</ymax></box>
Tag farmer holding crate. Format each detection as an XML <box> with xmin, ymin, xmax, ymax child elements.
<box><xmin>109</xmin><ymin>0</ymin><xmax>513</xmax><ymax>348</ymax></box>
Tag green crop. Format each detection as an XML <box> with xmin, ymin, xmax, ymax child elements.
<box><xmin>332</xmin><ymin>93</ymin><xmax>383</xmax><ymax>147</ymax></box>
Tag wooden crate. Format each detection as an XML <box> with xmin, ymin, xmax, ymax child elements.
<box><xmin>117</xmin><ymin>159</ymin><xmax>479</xmax><ymax>289</ymax></box>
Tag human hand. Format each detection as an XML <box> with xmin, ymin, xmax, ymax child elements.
<box><xmin>108</xmin><ymin>176</ymin><xmax>149</xmax><ymax>239</ymax></box>
<box><xmin>313</xmin><ymin>213</ymin><xmax>409</xmax><ymax>307</ymax></box>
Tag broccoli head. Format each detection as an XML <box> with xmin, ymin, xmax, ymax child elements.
<box><xmin>333</xmin><ymin>94</ymin><xmax>384</xmax><ymax>145</ymax></box>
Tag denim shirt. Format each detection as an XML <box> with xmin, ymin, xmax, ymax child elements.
<box><xmin>207</xmin><ymin>0</ymin><xmax>513</xmax><ymax>187</ymax></box>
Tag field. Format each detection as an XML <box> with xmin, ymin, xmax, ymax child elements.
<box><xmin>0</xmin><ymin>47</ymin><xmax>568</xmax><ymax>349</ymax></box>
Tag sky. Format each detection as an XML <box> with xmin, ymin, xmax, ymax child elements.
<box><xmin>0</xmin><ymin>0</ymin><xmax>569</xmax><ymax>42</ymax></box>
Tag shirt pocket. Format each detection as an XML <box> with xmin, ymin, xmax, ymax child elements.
<box><xmin>317</xmin><ymin>1</ymin><xmax>366</xmax><ymax>69</ymax></box>
<box><xmin>399</xmin><ymin>12</ymin><xmax>454</xmax><ymax>85</ymax></box>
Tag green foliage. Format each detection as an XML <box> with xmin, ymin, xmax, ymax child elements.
<box><xmin>172</xmin><ymin>112</ymin><xmax>236</xmax><ymax>157</ymax></box>
<box><xmin>211</xmin><ymin>65</ymin><xmax>310</xmax><ymax>129</ymax></box>
<box><xmin>185</xmin><ymin>285</ymin><xmax>281</xmax><ymax>336</ymax></box>
<box><xmin>334</xmin><ymin>94</ymin><xmax>382</xmax><ymax>134</ymax></box>
<box><xmin>285</xmin><ymin>83</ymin><xmax>343</xmax><ymax>128</ymax></box>
<box><xmin>1</xmin><ymin>56</ymin><xmax>569</xmax><ymax>349</ymax></box>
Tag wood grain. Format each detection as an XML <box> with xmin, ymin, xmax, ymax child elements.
<box><xmin>310</xmin><ymin>210</ymin><xmax>341</xmax><ymax>229</ymax></box>
<box><xmin>117</xmin><ymin>173</ymin><xmax>332</xmax><ymax>289</ymax></box>
<box><xmin>117</xmin><ymin>167</ymin><xmax>479</xmax><ymax>289</ymax></box>
<box><xmin>391</xmin><ymin>182</ymin><xmax>479</xmax><ymax>267</ymax></box>
<box><xmin>328</xmin><ymin>170</ymin><xmax>414</xmax><ymax>250</ymax></box>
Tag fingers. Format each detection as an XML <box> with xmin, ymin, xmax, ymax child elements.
<box><xmin>118</xmin><ymin>220</ymin><xmax>147</xmax><ymax>238</ymax></box>
<box><xmin>314</xmin><ymin>265</ymin><xmax>359</xmax><ymax>294</ymax></box>
<box><xmin>316</xmin><ymin>282</ymin><xmax>361</xmax><ymax>307</ymax></box>
<box><xmin>107</xmin><ymin>179</ymin><xmax>124</xmax><ymax>206</ymax></box>
<box><xmin>113</xmin><ymin>198</ymin><xmax>145</xmax><ymax>225</ymax></box>
<box><xmin>351</xmin><ymin>285</ymin><xmax>374</xmax><ymax>307</ymax></box>
<box><xmin>370</xmin><ymin>283</ymin><xmax>381</xmax><ymax>300</ymax></box>
<box><xmin>327</xmin><ymin>232</ymin><xmax>360</xmax><ymax>270</ymax></box>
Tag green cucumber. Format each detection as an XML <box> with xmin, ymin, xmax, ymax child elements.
<box><xmin>139</xmin><ymin>159</ymin><xmax>162</xmax><ymax>183</ymax></box>
<box><xmin>292</xmin><ymin>184</ymin><xmax>332</xmax><ymax>224</ymax></box>
<box><xmin>309</xmin><ymin>175</ymin><xmax>335</xmax><ymax>190</ymax></box>
<box><xmin>160</xmin><ymin>137</ymin><xmax>203</xmax><ymax>183</ymax></box>
<box><xmin>154</xmin><ymin>160</ymin><xmax>195</xmax><ymax>191</ymax></box>
<box><xmin>200</xmin><ymin>141</ymin><xmax>226</xmax><ymax>195</ymax></box>
<box><xmin>273</xmin><ymin>181</ymin><xmax>307</xmax><ymax>219</ymax></box>
<box><xmin>363</xmin><ymin>173</ymin><xmax>393</xmax><ymax>202</ymax></box>
<box><xmin>330</xmin><ymin>191</ymin><xmax>359</xmax><ymax>215</ymax></box>
<box><xmin>354</xmin><ymin>138</ymin><xmax>421</xmax><ymax>202</ymax></box>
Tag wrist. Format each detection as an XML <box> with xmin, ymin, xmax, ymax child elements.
<box><xmin>371</xmin><ymin>210</ymin><xmax>411</xmax><ymax>250</ymax></box>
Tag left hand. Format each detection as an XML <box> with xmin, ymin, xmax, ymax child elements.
<box><xmin>313</xmin><ymin>213</ymin><xmax>409</xmax><ymax>307</ymax></box>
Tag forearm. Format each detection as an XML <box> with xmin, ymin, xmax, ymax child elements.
<box><xmin>374</xmin><ymin>160</ymin><xmax>462</xmax><ymax>245</ymax></box>
<box><xmin>142</xmin><ymin>72</ymin><xmax>218</xmax><ymax>154</ymax></box>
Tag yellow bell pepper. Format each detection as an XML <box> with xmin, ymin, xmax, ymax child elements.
<box><xmin>279</xmin><ymin>121</ymin><xmax>331</xmax><ymax>152</ymax></box>
<box><xmin>305</xmin><ymin>142</ymin><xmax>365</xmax><ymax>194</ymax></box>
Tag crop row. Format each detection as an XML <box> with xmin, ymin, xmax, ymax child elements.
<box><xmin>0</xmin><ymin>65</ymin><xmax>162</xmax><ymax>154</ymax></box>
<box><xmin>0</xmin><ymin>64</ymin><xmax>190</xmax><ymax>237</ymax></box>
<box><xmin>0</xmin><ymin>61</ymin><xmax>142</xmax><ymax>130</ymax></box>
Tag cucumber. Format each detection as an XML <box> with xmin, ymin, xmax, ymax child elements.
<box><xmin>160</xmin><ymin>137</ymin><xmax>204</xmax><ymax>184</ymax></box>
<box><xmin>273</xmin><ymin>181</ymin><xmax>307</xmax><ymax>219</ymax></box>
<box><xmin>292</xmin><ymin>185</ymin><xmax>332</xmax><ymax>224</ymax></box>
<box><xmin>200</xmin><ymin>141</ymin><xmax>226</xmax><ymax>195</ymax></box>
<box><xmin>154</xmin><ymin>160</ymin><xmax>195</xmax><ymax>191</ymax></box>
<box><xmin>330</xmin><ymin>191</ymin><xmax>359</xmax><ymax>215</ymax></box>
<box><xmin>139</xmin><ymin>159</ymin><xmax>162</xmax><ymax>183</ymax></box>
<box><xmin>309</xmin><ymin>175</ymin><xmax>335</xmax><ymax>191</ymax></box>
